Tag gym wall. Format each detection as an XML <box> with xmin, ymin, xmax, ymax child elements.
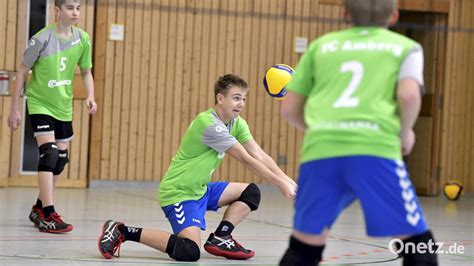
<box><xmin>90</xmin><ymin>0</ymin><xmax>347</xmax><ymax>184</ymax></box>
<box><xmin>1</xmin><ymin>0</ymin><xmax>473</xmax><ymax>193</ymax></box>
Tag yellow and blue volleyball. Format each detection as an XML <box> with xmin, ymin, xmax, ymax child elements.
<box><xmin>263</xmin><ymin>64</ymin><xmax>294</xmax><ymax>99</ymax></box>
<box><xmin>443</xmin><ymin>180</ymin><xmax>463</xmax><ymax>201</ymax></box>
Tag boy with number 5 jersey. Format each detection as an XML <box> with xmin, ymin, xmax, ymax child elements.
<box><xmin>8</xmin><ymin>0</ymin><xmax>96</xmax><ymax>233</ymax></box>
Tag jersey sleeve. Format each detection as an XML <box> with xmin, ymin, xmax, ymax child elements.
<box><xmin>23</xmin><ymin>37</ymin><xmax>45</xmax><ymax>68</ymax></box>
<box><xmin>78</xmin><ymin>32</ymin><xmax>93</xmax><ymax>69</ymax></box>
<box><xmin>286</xmin><ymin>42</ymin><xmax>316</xmax><ymax>97</ymax></box>
<box><xmin>398</xmin><ymin>45</ymin><xmax>425</xmax><ymax>94</ymax></box>
<box><xmin>202</xmin><ymin>122</ymin><xmax>238</xmax><ymax>154</ymax></box>
<box><xmin>234</xmin><ymin>118</ymin><xmax>253</xmax><ymax>144</ymax></box>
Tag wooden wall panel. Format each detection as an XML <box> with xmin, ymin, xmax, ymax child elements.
<box><xmin>142</xmin><ymin>0</ymin><xmax>154</xmax><ymax>181</ymax></box>
<box><xmin>170</xmin><ymin>0</ymin><xmax>185</xmax><ymax>176</ymax></box>
<box><xmin>127</xmin><ymin>0</ymin><xmax>144</xmax><ymax>180</ymax></box>
<box><xmin>161</xmin><ymin>0</ymin><xmax>175</xmax><ymax>180</ymax></box>
<box><xmin>0</xmin><ymin>0</ymin><xmax>471</xmax><ymax>192</ymax></box>
<box><xmin>15</xmin><ymin>1</ymin><xmax>28</xmax><ymax>69</ymax></box>
<box><xmin>398</xmin><ymin>0</ymin><xmax>450</xmax><ymax>13</ymax></box>
<box><xmin>0</xmin><ymin>96</ymin><xmax>12</xmax><ymax>186</ymax></box>
<box><xmin>152</xmin><ymin>0</ymin><xmax>169</xmax><ymax>181</ymax></box>
<box><xmin>91</xmin><ymin>0</ymin><xmax>347</xmax><ymax>184</ymax></box>
<box><xmin>5</xmin><ymin>0</ymin><xmax>17</xmax><ymax>71</ymax></box>
<box><xmin>0</xmin><ymin>0</ymin><xmax>7</xmax><ymax>71</ymax></box>
<box><xmin>98</xmin><ymin>0</ymin><xmax>114</xmax><ymax>181</ymax></box>
<box><xmin>89</xmin><ymin>0</ymin><xmax>107</xmax><ymax>181</ymax></box>
<box><xmin>88</xmin><ymin>0</ymin><xmax>474</xmax><ymax>193</ymax></box>
<box><xmin>109</xmin><ymin>0</ymin><xmax>124</xmax><ymax>181</ymax></box>
<box><xmin>321</xmin><ymin>0</ymin><xmax>450</xmax><ymax>13</ymax></box>
<box><xmin>0</xmin><ymin>0</ymin><xmax>18</xmax><ymax>72</ymax></box>
<box><xmin>440</xmin><ymin>0</ymin><xmax>474</xmax><ymax>192</ymax></box>
<box><xmin>118</xmin><ymin>0</ymin><xmax>135</xmax><ymax>181</ymax></box>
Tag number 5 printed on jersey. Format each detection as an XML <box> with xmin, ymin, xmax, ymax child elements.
<box><xmin>60</xmin><ymin>57</ymin><xmax>67</xmax><ymax>72</ymax></box>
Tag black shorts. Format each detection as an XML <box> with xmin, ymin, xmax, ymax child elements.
<box><xmin>29</xmin><ymin>114</ymin><xmax>74</xmax><ymax>142</ymax></box>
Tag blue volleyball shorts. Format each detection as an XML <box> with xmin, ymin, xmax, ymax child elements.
<box><xmin>294</xmin><ymin>156</ymin><xmax>428</xmax><ymax>237</ymax></box>
<box><xmin>162</xmin><ymin>181</ymin><xmax>229</xmax><ymax>234</ymax></box>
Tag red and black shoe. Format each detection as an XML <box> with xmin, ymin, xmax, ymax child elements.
<box><xmin>38</xmin><ymin>212</ymin><xmax>73</xmax><ymax>233</ymax></box>
<box><xmin>98</xmin><ymin>220</ymin><xmax>125</xmax><ymax>259</ymax></box>
<box><xmin>204</xmin><ymin>233</ymin><xmax>255</xmax><ymax>260</ymax></box>
<box><xmin>29</xmin><ymin>205</ymin><xmax>44</xmax><ymax>228</ymax></box>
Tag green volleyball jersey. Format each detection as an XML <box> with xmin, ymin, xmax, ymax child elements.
<box><xmin>24</xmin><ymin>24</ymin><xmax>92</xmax><ymax>121</ymax></box>
<box><xmin>158</xmin><ymin>109</ymin><xmax>253</xmax><ymax>207</ymax></box>
<box><xmin>287</xmin><ymin>27</ymin><xmax>423</xmax><ymax>162</ymax></box>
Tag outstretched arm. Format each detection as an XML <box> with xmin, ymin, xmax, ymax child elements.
<box><xmin>80</xmin><ymin>68</ymin><xmax>97</xmax><ymax>114</ymax></box>
<box><xmin>242</xmin><ymin>140</ymin><xmax>296</xmax><ymax>187</ymax></box>
<box><xmin>226</xmin><ymin>143</ymin><xmax>296</xmax><ymax>199</ymax></box>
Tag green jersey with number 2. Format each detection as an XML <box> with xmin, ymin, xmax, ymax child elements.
<box><xmin>287</xmin><ymin>27</ymin><xmax>423</xmax><ymax>162</ymax></box>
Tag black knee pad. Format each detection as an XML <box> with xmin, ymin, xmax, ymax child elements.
<box><xmin>166</xmin><ymin>235</ymin><xmax>200</xmax><ymax>262</ymax></box>
<box><xmin>53</xmin><ymin>149</ymin><xmax>69</xmax><ymax>175</ymax></box>
<box><xmin>238</xmin><ymin>183</ymin><xmax>261</xmax><ymax>211</ymax></box>
<box><xmin>37</xmin><ymin>142</ymin><xmax>59</xmax><ymax>172</ymax></box>
<box><xmin>402</xmin><ymin>230</ymin><xmax>438</xmax><ymax>266</ymax></box>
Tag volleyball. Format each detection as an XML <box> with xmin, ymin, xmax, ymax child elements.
<box><xmin>263</xmin><ymin>64</ymin><xmax>294</xmax><ymax>99</ymax></box>
<box><xmin>443</xmin><ymin>180</ymin><xmax>463</xmax><ymax>201</ymax></box>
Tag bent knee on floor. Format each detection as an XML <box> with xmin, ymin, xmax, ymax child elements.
<box><xmin>169</xmin><ymin>236</ymin><xmax>201</xmax><ymax>262</ymax></box>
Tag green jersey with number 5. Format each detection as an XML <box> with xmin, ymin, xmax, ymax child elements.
<box><xmin>23</xmin><ymin>24</ymin><xmax>93</xmax><ymax>121</ymax></box>
<box><xmin>287</xmin><ymin>27</ymin><xmax>424</xmax><ymax>162</ymax></box>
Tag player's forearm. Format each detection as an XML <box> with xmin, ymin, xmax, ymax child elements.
<box><xmin>281</xmin><ymin>107</ymin><xmax>307</xmax><ymax>133</ymax></box>
<box><xmin>281</xmin><ymin>92</ymin><xmax>307</xmax><ymax>132</ymax></box>
<box><xmin>260</xmin><ymin>153</ymin><xmax>291</xmax><ymax>181</ymax></box>
<box><xmin>281</xmin><ymin>112</ymin><xmax>307</xmax><ymax>132</ymax></box>
<box><xmin>241</xmin><ymin>156</ymin><xmax>286</xmax><ymax>187</ymax></box>
<box><xmin>397</xmin><ymin>81</ymin><xmax>421</xmax><ymax>134</ymax></box>
<box><xmin>81</xmin><ymin>70</ymin><xmax>95</xmax><ymax>99</ymax></box>
<box><xmin>10</xmin><ymin>70</ymin><xmax>28</xmax><ymax>110</ymax></box>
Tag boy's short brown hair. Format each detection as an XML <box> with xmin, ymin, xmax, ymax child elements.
<box><xmin>55</xmin><ymin>0</ymin><xmax>80</xmax><ymax>7</ymax></box>
<box><xmin>214</xmin><ymin>74</ymin><xmax>248</xmax><ymax>103</ymax></box>
<box><xmin>345</xmin><ymin>0</ymin><xmax>397</xmax><ymax>26</ymax></box>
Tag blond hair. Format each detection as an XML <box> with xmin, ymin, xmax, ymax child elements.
<box><xmin>55</xmin><ymin>0</ymin><xmax>80</xmax><ymax>7</ymax></box>
<box><xmin>345</xmin><ymin>0</ymin><xmax>397</xmax><ymax>26</ymax></box>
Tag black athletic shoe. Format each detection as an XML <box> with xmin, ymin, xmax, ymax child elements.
<box><xmin>29</xmin><ymin>205</ymin><xmax>44</xmax><ymax>228</ymax></box>
<box><xmin>38</xmin><ymin>212</ymin><xmax>73</xmax><ymax>233</ymax></box>
<box><xmin>204</xmin><ymin>233</ymin><xmax>255</xmax><ymax>260</ymax></box>
<box><xmin>98</xmin><ymin>220</ymin><xmax>125</xmax><ymax>259</ymax></box>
